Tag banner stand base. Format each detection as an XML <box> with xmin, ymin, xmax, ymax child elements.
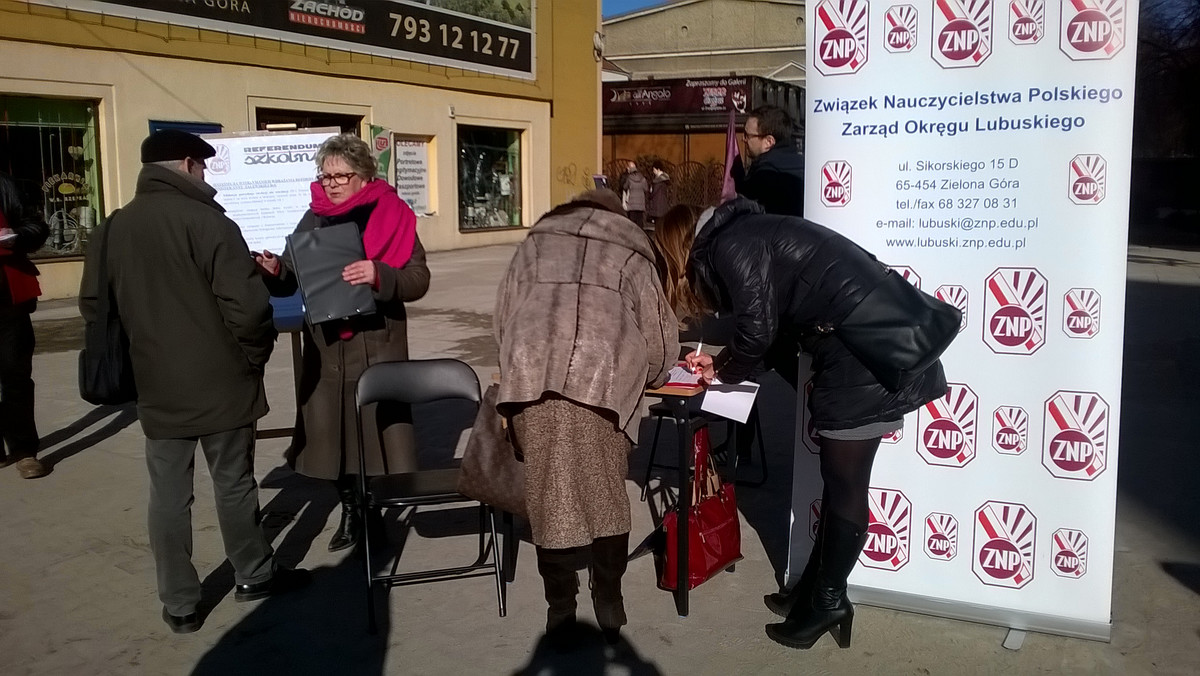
<box><xmin>848</xmin><ymin>584</ymin><xmax>1112</xmax><ymax>643</ymax></box>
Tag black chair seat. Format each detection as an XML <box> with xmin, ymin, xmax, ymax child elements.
<box><xmin>369</xmin><ymin>468</ymin><xmax>466</xmax><ymax>507</ymax></box>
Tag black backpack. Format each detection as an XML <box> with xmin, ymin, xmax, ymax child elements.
<box><xmin>78</xmin><ymin>210</ymin><xmax>137</xmax><ymax>405</ymax></box>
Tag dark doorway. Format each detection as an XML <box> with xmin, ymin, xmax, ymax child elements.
<box><xmin>255</xmin><ymin>108</ymin><xmax>361</xmax><ymax>135</ymax></box>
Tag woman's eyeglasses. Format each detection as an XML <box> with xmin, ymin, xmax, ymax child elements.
<box><xmin>318</xmin><ymin>172</ymin><xmax>357</xmax><ymax>186</ymax></box>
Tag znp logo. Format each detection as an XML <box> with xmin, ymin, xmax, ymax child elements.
<box><xmin>1063</xmin><ymin>288</ymin><xmax>1101</xmax><ymax>338</ymax></box>
<box><xmin>815</xmin><ymin>0</ymin><xmax>870</xmax><ymax>75</ymax></box>
<box><xmin>973</xmin><ymin>500</ymin><xmax>1036</xmax><ymax>588</ymax></box>
<box><xmin>992</xmin><ymin>405</ymin><xmax>1028</xmax><ymax>455</ymax></box>
<box><xmin>1008</xmin><ymin>0</ymin><xmax>1045</xmax><ymax>44</ymax></box>
<box><xmin>1043</xmin><ymin>390</ymin><xmax>1109</xmax><ymax>480</ymax></box>
<box><xmin>932</xmin><ymin>0</ymin><xmax>993</xmax><ymax>68</ymax></box>
<box><xmin>924</xmin><ymin>512</ymin><xmax>958</xmax><ymax>560</ymax></box>
<box><xmin>809</xmin><ymin>499</ymin><xmax>823</xmax><ymax>541</ymax></box>
<box><xmin>860</xmin><ymin>488</ymin><xmax>911</xmax><ymax>571</ymax></box>
<box><xmin>884</xmin><ymin>5</ymin><xmax>919</xmax><ymax>53</ymax></box>
<box><xmin>918</xmin><ymin>382</ymin><xmax>978</xmax><ymax>467</ymax></box>
<box><xmin>1051</xmin><ymin>528</ymin><xmax>1089</xmax><ymax>578</ymax></box>
<box><xmin>1069</xmin><ymin>155</ymin><xmax>1107</xmax><ymax>205</ymax></box>
<box><xmin>890</xmin><ymin>265</ymin><xmax>922</xmax><ymax>290</ymax></box>
<box><xmin>936</xmin><ymin>284</ymin><xmax>969</xmax><ymax>333</ymax></box>
<box><xmin>984</xmin><ymin>267</ymin><xmax>1047</xmax><ymax>355</ymax></box>
<box><xmin>820</xmin><ymin>160</ymin><xmax>853</xmax><ymax>207</ymax></box>
<box><xmin>1060</xmin><ymin>0</ymin><xmax>1126</xmax><ymax>60</ymax></box>
<box><xmin>207</xmin><ymin>144</ymin><xmax>232</xmax><ymax>176</ymax></box>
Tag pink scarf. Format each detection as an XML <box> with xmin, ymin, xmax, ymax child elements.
<box><xmin>309</xmin><ymin>179</ymin><xmax>416</xmax><ymax>268</ymax></box>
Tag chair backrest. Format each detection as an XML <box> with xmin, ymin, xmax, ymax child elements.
<box><xmin>355</xmin><ymin>358</ymin><xmax>482</xmax><ymax>409</ymax></box>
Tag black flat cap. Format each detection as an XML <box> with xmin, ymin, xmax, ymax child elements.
<box><xmin>141</xmin><ymin>129</ymin><xmax>217</xmax><ymax>163</ymax></box>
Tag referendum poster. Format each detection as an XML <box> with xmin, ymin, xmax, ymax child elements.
<box><xmin>202</xmin><ymin>128</ymin><xmax>338</xmax><ymax>255</ymax></box>
<box><xmin>394</xmin><ymin>136</ymin><xmax>432</xmax><ymax>215</ymax></box>
<box><xmin>789</xmin><ymin>0</ymin><xmax>1138</xmax><ymax>640</ymax></box>
<box><xmin>35</xmin><ymin>0</ymin><xmax>536</xmax><ymax>79</ymax></box>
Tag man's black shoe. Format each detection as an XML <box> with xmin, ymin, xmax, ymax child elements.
<box><xmin>162</xmin><ymin>607</ymin><xmax>202</xmax><ymax>634</ymax></box>
<box><xmin>234</xmin><ymin>567</ymin><xmax>312</xmax><ymax>602</ymax></box>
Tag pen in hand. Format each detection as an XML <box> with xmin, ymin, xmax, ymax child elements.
<box><xmin>691</xmin><ymin>341</ymin><xmax>704</xmax><ymax>374</ymax></box>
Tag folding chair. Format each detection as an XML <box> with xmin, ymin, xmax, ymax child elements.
<box><xmin>355</xmin><ymin>359</ymin><xmax>505</xmax><ymax>634</ymax></box>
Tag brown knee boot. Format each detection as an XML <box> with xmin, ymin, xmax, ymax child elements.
<box><xmin>590</xmin><ymin>533</ymin><xmax>630</xmax><ymax>644</ymax></box>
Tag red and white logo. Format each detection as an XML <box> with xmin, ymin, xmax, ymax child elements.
<box><xmin>882</xmin><ymin>426</ymin><xmax>904</xmax><ymax>444</ymax></box>
<box><xmin>861</xmin><ymin>488</ymin><xmax>911</xmax><ymax>571</ymax></box>
<box><xmin>932</xmin><ymin>0</ymin><xmax>993</xmax><ymax>68</ymax></box>
<box><xmin>809</xmin><ymin>499</ymin><xmax>823</xmax><ymax>541</ymax></box>
<box><xmin>890</xmin><ymin>265</ymin><xmax>922</xmax><ymax>290</ymax></box>
<box><xmin>1063</xmin><ymin>288</ymin><xmax>1101</xmax><ymax>338</ymax></box>
<box><xmin>992</xmin><ymin>405</ymin><xmax>1028</xmax><ymax>455</ymax></box>
<box><xmin>1043</xmin><ymin>390</ymin><xmax>1109</xmax><ymax>480</ymax></box>
<box><xmin>924</xmin><ymin>512</ymin><xmax>958</xmax><ymax>560</ymax></box>
<box><xmin>984</xmin><ymin>267</ymin><xmax>1047</xmax><ymax>355</ymax></box>
<box><xmin>1051</xmin><ymin>528</ymin><xmax>1088</xmax><ymax>578</ymax></box>
<box><xmin>918</xmin><ymin>382</ymin><xmax>978</xmax><ymax>467</ymax></box>
<box><xmin>207</xmin><ymin>144</ymin><xmax>232</xmax><ymax>176</ymax></box>
<box><xmin>1008</xmin><ymin>0</ymin><xmax>1044</xmax><ymax>44</ymax></box>
<box><xmin>1069</xmin><ymin>154</ymin><xmax>1107</xmax><ymax>205</ymax></box>
<box><xmin>936</xmin><ymin>284</ymin><xmax>969</xmax><ymax>332</ymax></box>
<box><xmin>1060</xmin><ymin>0</ymin><xmax>1126</xmax><ymax>60</ymax></box>
<box><xmin>821</xmin><ymin>161</ymin><xmax>853</xmax><ymax>207</ymax></box>
<box><xmin>973</xmin><ymin>500</ymin><xmax>1036</xmax><ymax>588</ymax></box>
<box><xmin>885</xmin><ymin>5</ymin><xmax>919</xmax><ymax>52</ymax></box>
<box><xmin>800</xmin><ymin>379</ymin><xmax>822</xmax><ymax>454</ymax></box>
<box><xmin>815</xmin><ymin>0</ymin><xmax>870</xmax><ymax>75</ymax></box>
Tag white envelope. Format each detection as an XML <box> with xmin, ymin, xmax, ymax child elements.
<box><xmin>700</xmin><ymin>378</ymin><xmax>760</xmax><ymax>424</ymax></box>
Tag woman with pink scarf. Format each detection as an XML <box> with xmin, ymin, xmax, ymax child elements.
<box><xmin>257</xmin><ymin>133</ymin><xmax>429</xmax><ymax>552</ymax></box>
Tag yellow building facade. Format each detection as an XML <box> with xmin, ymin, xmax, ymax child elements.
<box><xmin>0</xmin><ymin>1</ymin><xmax>602</xmax><ymax>299</ymax></box>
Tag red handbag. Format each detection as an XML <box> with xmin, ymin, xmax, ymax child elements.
<box><xmin>659</xmin><ymin>426</ymin><xmax>743</xmax><ymax>591</ymax></box>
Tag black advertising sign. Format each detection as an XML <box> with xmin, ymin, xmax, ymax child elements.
<box><xmin>38</xmin><ymin>0</ymin><xmax>535</xmax><ymax>79</ymax></box>
<box><xmin>603</xmin><ymin>77</ymin><xmax>752</xmax><ymax>116</ymax></box>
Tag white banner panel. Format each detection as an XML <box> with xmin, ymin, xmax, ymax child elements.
<box><xmin>790</xmin><ymin>0</ymin><xmax>1139</xmax><ymax>640</ymax></box>
<box><xmin>202</xmin><ymin>129</ymin><xmax>339</xmax><ymax>255</ymax></box>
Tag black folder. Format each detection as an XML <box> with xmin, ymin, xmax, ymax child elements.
<box><xmin>287</xmin><ymin>222</ymin><xmax>377</xmax><ymax>326</ymax></box>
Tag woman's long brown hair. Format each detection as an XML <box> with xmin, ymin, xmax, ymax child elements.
<box><xmin>653</xmin><ymin>204</ymin><xmax>707</xmax><ymax>324</ymax></box>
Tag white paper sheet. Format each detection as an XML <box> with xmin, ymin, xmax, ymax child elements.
<box><xmin>664</xmin><ymin>363</ymin><xmax>702</xmax><ymax>388</ymax></box>
<box><xmin>700</xmin><ymin>378</ymin><xmax>760</xmax><ymax>424</ymax></box>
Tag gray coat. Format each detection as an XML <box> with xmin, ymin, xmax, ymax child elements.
<box><xmin>494</xmin><ymin>205</ymin><xmax>679</xmax><ymax>436</ymax></box>
<box><xmin>266</xmin><ymin>206</ymin><xmax>430</xmax><ymax>480</ymax></box>
<box><xmin>620</xmin><ymin>170</ymin><xmax>648</xmax><ymax>212</ymax></box>
<box><xmin>79</xmin><ymin>165</ymin><xmax>275</xmax><ymax>440</ymax></box>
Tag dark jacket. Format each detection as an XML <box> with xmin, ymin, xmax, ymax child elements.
<box><xmin>265</xmin><ymin>204</ymin><xmax>430</xmax><ymax>479</ymax></box>
<box><xmin>0</xmin><ymin>178</ymin><xmax>49</xmax><ymax>316</ymax></box>
<box><xmin>620</xmin><ymin>170</ymin><xmax>649</xmax><ymax>212</ymax></box>
<box><xmin>732</xmin><ymin>147</ymin><xmax>806</xmax><ymax>216</ymax></box>
<box><xmin>79</xmin><ymin>165</ymin><xmax>275</xmax><ymax>439</ymax></box>
<box><xmin>688</xmin><ymin>198</ymin><xmax>946</xmax><ymax>429</ymax></box>
<box><xmin>647</xmin><ymin>172</ymin><xmax>671</xmax><ymax>219</ymax></box>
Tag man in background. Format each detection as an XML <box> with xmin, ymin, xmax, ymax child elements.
<box><xmin>79</xmin><ymin>129</ymin><xmax>308</xmax><ymax>634</ymax></box>
<box><xmin>733</xmin><ymin>105</ymin><xmax>806</xmax><ymax>216</ymax></box>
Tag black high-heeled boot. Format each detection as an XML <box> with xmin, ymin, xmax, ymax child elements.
<box><xmin>589</xmin><ymin>533</ymin><xmax>630</xmax><ymax>645</ymax></box>
<box><xmin>328</xmin><ymin>477</ymin><xmax>362</xmax><ymax>552</ymax></box>
<box><xmin>765</xmin><ymin>488</ymin><xmax>829</xmax><ymax>617</ymax></box>
<box><xmin>765</xmin><ymin>512</ymin><xmax>868</xmax><ymax>649</ymax></box>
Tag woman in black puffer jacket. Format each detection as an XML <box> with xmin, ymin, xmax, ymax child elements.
<box><xmin>676</xmin><ymin>197</ymin><xmax>948</xmax><ymax>650</ymax></box>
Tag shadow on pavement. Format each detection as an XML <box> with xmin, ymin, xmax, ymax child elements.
<box><xmin>1161</xmin><ymin>562</ymin><xmax>1200</xmax><ymax>595</ymax></box>
<box><xmin>192</xmin><ymin>466</ymin><xmax>389</xmax><ymax>675</ymax></box>
<box><xmin>39</xmin><ymin>403</ymin><xmax>138</xmax><ymax>469</ymax></box>
<box><xmin>510</xmin><ymin>625</ymin><xmax>663</xmax><ymax>676</ymax></box>
<box><xmin>1118</xmin><ymin>280</ymin><xmax>1200</xmax><ymax>545</ymax></box>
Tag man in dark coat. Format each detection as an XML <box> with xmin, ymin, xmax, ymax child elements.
<box><xmin>0</xmin><ymin>173</ymin><xmax>49</xmax><ymax>479</ymax></box>
<box><xmin>79</xmin><ymin>129</ymin><xmax>308</xmax><ymax>634</ymax></box>
<box><xmin>732</xmin><ymin>105</ymin><xmax>806</xmax><ymax>217</ymax></box>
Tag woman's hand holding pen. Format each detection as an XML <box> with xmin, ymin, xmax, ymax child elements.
<box><xmin>685</xmin><ymin>347</ymin><xmax>716</xmax><ymax>385</ymax></box>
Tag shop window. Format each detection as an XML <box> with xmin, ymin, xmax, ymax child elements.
<box><xmin>255</xmin><ymin>108</ymin><xmax>361</xmax><ymax>134</ymax></box>
<box><xmin>149</xmin><ymin>120</ymin><xmax>222</xmax><ymax>135</ymax></box>
<box><xmin>458</xmin><ymin>125</ymin><xmax>522</xmax><ymax>230</ymax></box>
<box><xmin>0</xmin><ymin>95</ymin><xmax>103</xmax><ymax>258</ymax></box>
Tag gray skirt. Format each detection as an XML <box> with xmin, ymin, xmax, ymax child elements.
<box><xmin>510</xmin><ymin>395</ymin><xmax>632</xmax><ymax>549</ymax></box>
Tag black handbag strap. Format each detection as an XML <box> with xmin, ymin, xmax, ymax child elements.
<box><xmin>92</xmin><ymin>209</ymin><xmax>121</xmax><ymax>319</ymax></box>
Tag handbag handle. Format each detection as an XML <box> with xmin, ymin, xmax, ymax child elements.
<box><xmin>689</xmin><ymin>425</ymin><xmax>724</xmax><ymax>504</ymax></box>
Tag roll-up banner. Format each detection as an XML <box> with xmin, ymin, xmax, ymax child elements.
<box><xmin>789</xmin><ymin>0</ymin><xmax>1138</xmax><ymax>640</ymax></box>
